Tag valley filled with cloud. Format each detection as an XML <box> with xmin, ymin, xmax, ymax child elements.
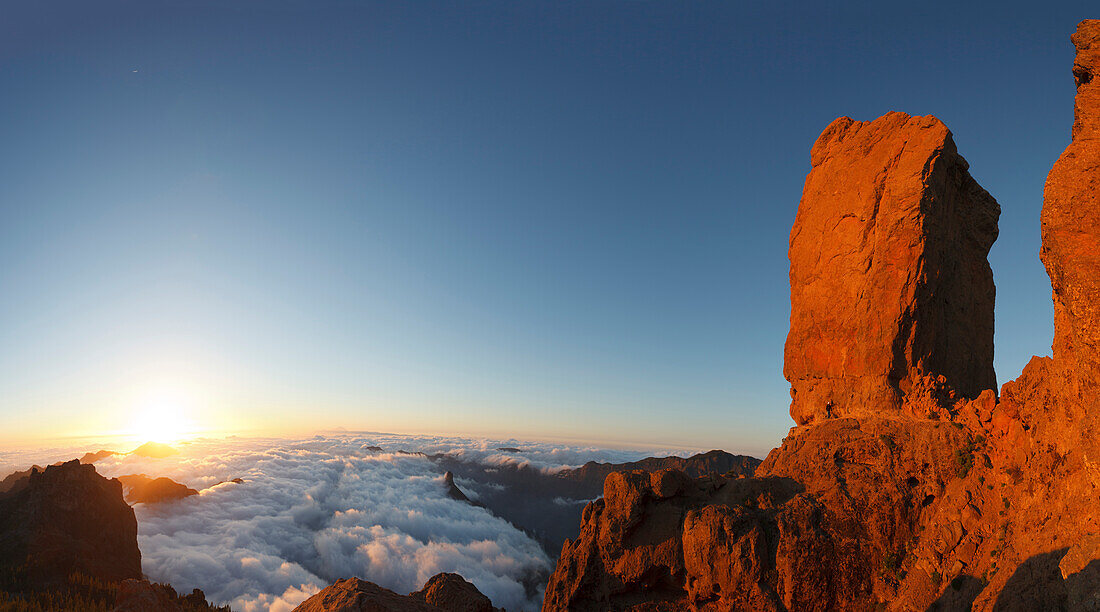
<box><xmin>0</xmin><ymin>434</ymin><xmax>698</xmax><ymax>611</ymax></box>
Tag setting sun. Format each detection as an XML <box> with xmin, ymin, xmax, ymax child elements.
<box><xmin>129</xmin><ymin>389</ymin><xmax>196</xmax><ymax>444</ymax></box>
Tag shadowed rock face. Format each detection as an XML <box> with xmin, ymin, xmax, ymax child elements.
<box><xmin>1043</xmin><ymin>19</ymin><xmax>1100</xmax><ymax>391</ymax></box>
<box><xmin>293</xmin><ymin>573</ymin><xmax>499</xmax><ymax>612</ymax></box>
<box><xmin>785</xmin><ymin>112</ymin><xmax>1000</xmax><ymax>426</ymax></box>
<box><xmin>0</xmin><ymin>459</ymin><xmax>141</xmax><ymax>584</ymax></box>
<box><xmin>443</xmin><ymin>471</ymin><xmax>471</xmax><ymax>503</ymax></box>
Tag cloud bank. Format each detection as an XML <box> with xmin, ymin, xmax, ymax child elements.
<box><xmin>0</xmin><ymin>434</ymin><xmax>702</xmax><ymax>611</ymax></box>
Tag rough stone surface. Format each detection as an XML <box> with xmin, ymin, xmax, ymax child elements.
<box><xmin>785</xmin><ymin>111</ymin><xmax>1000</xmax><ymax>425</ymax></box>
<box><xmin>541</xmin><ymin>421</ymin><xmax>971</xmax><ymax>611</ymax></box>
<box><xmin>1061</xmin><ymin>536</ymin><xmax>1100</xmax><ymax>611</ymax></box>
<box><xmin>1043</xmin><ymin>19</ymin><xmax>1100</xmax><ymax>392</ymax></box>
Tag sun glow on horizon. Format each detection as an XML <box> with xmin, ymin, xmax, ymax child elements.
<box><xmin>128</xmin><ymin>387</ymin><xmax>199</xmax><ymax>444</ymax></box>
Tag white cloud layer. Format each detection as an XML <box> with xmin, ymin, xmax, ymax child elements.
<box><xmin>1</xmin><ymin>434</ymin><xmax>703</xmax><ymax>611</ymax></box>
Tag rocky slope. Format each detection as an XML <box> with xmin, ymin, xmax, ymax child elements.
<box><xmin>541</xmin><ymin>20</ymin><xmax>1100</xmax><ymax>612</ymax></box>
<box><xmin>293</xmin><ymin>572</ymin><xmax>499</xmax><ymax>612</ymax></box>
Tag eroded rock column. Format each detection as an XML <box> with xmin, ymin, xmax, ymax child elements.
<box><xmin>785</xmin><ymin>112</ymin><xmax>1000</xmax><ymax>425</ymax></box>
<box><xmin>1042</xmin><ymin>19</ymin><xmax>1100</xmax><ymax>389</ymax></box>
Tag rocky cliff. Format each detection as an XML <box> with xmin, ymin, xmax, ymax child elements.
<box><xmin>1043</xmin><ymin>19</ymin><xmax>1100</xmax><ymax>393</ymax></box>
<box><xmin>541</xmin><ymin>20</ymin><xmax>1100</xmax><ymax>612</ymax></box>
<box><xmin>0</xmin><ymin>459</ymin><xmax>228</xmax><ymax>611</ymax></box>
<box><xmin>0</xmin><ymin>459</ymin><xmax>142</xmax><ymax>585</ymax></box>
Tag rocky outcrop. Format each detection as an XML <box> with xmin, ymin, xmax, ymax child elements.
<box><xmin>429</xmin><ymin>450</ymin><xmax>759</xmax><ymax>557</ymax></box>
<box><xmin>0</xmin><ymin>460</ymin><xmax>228</xmax><ymax>611</ymax></box>
<box><xmin>444</xmin><ymin>471</ymin><xmax>472</xmax><ymax>503</ymax></box>
<box><xmin>0</xmin><ymin>459</ymin><xmax>141</xmax><ymax>585</ymax></box>
<box><xmin>543</xmin><ymin>420</ymin><xmax>974</xmax><ymax>611</ymax></box>
<box><xmin>0</xmin><ymin>465</ymin><xmax>40</xmax><ymax>494</ymax></box>
<box><xmin>293</xmin><ymin>573</ymin><xmax>499</xmax><ymax>612</ymax></box>
<box><xmin>1043</xmin><ymin>19</ymin><xmax>1100</xmax><ymax>392</ymax></box>
<box><xmin>545</xmin><ymin>111</ymin><xmax>1001</xmax><ymax>610</ymax></box>
<box><xmin>785</xmin><ymin>112</ymin><xmax>1000</xmax><ymax>425</ymax></box>
<box><xmin>118</xmin><ymin>474</ymin><xmax>199</xmax><ymax>504</ymax></box>
<box><xmin>412</xmin><ymin>573</ymin><xmax>498</xmax><ymax>612</ymax></box>
<box><xmin>543</xmin><ymin>26</ymin><xmax>1100</xmax><ymax>609</ymax></box>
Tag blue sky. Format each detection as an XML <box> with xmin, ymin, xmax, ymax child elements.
<box><xmin>0</xmin><ymin>1</ymin><xmax>1090</xmax><ymax>454</ymax></box>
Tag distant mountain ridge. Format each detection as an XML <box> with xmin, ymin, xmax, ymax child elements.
<box><xmin>429</xmin><ymin>449</ymin><xmax>759</xmax><ymax>557</ymax></box>
<box><xmin>555</xmin><ymin>449</ymin><xmax>760</xmax><ymax>486</ymax></box>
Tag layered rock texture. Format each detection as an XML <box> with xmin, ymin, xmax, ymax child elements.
<box><xmin>785</xmin><ymin>112</ymin><xmax>1000</xmax><ymax>425</ymax></box>
<box><xmin>293</xmin><ymin>573</ymin><xmax>499</xmax><ymax>612</ymax></box>
<box><xmin>542</xmin><ymin>20</ymin><xmax>1100</xmax><ymax>612</ymax></box>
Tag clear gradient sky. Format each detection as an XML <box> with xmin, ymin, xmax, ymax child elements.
<box><xmin>0</xmin><ymin>1</ymin><xmax>1091</xmax><ymax>455</ymax></box>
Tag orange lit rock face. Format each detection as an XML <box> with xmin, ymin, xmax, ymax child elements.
<box><xmin>541</xmin><ymin>422</ymin><xmax>972</xmax><ymax>611</ymax></box>
<box><xmin>785</xmin><ymin>112</ymin><xmax>1000</xmax><ymax>425</ymax></box>
<box><xmin>1042</xmin><ymin>19</ymin><xmax>1100</xmax><ymax>391</ymax></box>
<box><xmin>545</xmin><ymin>21</ymin><xmax>1100</xmax><ymax>612</ymax></box>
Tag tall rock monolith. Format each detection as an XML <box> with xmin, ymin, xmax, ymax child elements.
<box><xmin>1042</xmin><ymin>19</ymin><xmax>1100</xmax><ymax>393</ymax></box>
<box><xmin>784</xmin><ymin>112</ymin><xmax>1000</xmax><ymax>425</ymax></box>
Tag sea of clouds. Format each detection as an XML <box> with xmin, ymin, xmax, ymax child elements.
<box><xmin>0</xmin><ymin>434</ymin><xmax>698</xmax><ymax>611</ymax></box>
